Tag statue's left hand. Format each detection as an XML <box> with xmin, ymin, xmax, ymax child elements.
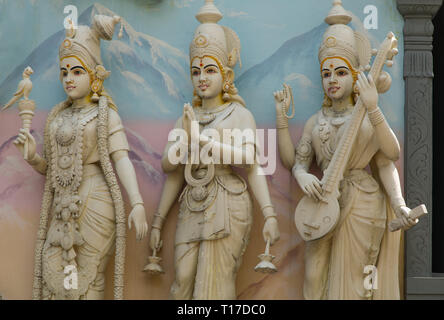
<box><xmin>184</xmin><ymin>103</ymin><xmax>200</xmax><ymax>145</ymax></box>
<box><xmin>356</xmin><ymin>72</ymin><xmax>378</xmax><ymax>112</ymax></box>
<box><xmin>128</xmin><ymin>204</ymin><xmax>148</xmax><ymax>240</ymax></box>
<box><xmin>395</xmin><ymin>206</ymin><xmax>418</xmax><ymax>230</ymax></box>
<box><xmin>263</xmin><ymin>217</ymin><xmax>280</xmax><ymax>245</ymax></box>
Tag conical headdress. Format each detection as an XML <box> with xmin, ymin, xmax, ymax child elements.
<box><xmin>190</xmin><ymin>0</ymin><xmax>242</xmax><ymax>69</ymax></box>
<box><xmin>59</xmin><ymin>15</ymin><xmax>121</xmax><ymax>72</ymax></box>
<box><xmin>318</xmin><ymin>0</ymin><xmax>371</xmax><ymax>71</ymax></box>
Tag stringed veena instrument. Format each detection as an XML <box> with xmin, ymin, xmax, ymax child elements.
<box><xmin>294</xmin><ymin>32</ymin><xmax>399</xmax><ymax>241</ymax></box>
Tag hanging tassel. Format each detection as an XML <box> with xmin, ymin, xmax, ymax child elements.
<box><xmin>118</xmin><ymin>21</ymin><xmax>124</xmax><ymax>39</ymax></box>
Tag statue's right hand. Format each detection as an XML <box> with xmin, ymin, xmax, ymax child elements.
<box><xmin>13</xmin><ymin>128</ymin><xmax>36</xmax><ymax>161</ymax></box>
<box><xmin>182</xmin><ymin>103</ymin><xmax>193</xmax><ymax>142</ymax></box>
<box><xmin>273</xmin><ymin>83</ymin><xmax>292</xmax><ymax>117</ymax></box>
<box><xmin>295</xmin><ymin>172</ymin><xmax>326</xmax><ymax>202</ymax></box>
<box><xmin>149</xmin><ymin>228</ymin><xmax>162</xmax><ymax>252</ymax></box>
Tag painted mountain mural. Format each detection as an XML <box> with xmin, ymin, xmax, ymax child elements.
<box><xmin>0</xmin><ymin>3</ymin><xmax>192</xmax><ymax>119</ymax></box>
<box><xmin>237</xmin><ymin>24</ymin><xmax>326</xmax><ymax>123</ymax></box>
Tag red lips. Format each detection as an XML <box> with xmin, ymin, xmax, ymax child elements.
<box><xmin>328</xmin><ymin>86</ymin><xmax>340</xmax><ymax>94</ymax></box>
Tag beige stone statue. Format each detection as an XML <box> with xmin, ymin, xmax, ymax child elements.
<box><xmin>275</xmin><ymin>0</ymin><xmax>419</xmax><ymax>300</ymax></box>
<box><xmin>13</xmin><ymin>15</ymin><xmax>148</xmax><ymax>300</ymax></box>
<box><xmin>148</xmin><ymin>0</ymin><xmax>280</xmax><ymax>300</ymax></box>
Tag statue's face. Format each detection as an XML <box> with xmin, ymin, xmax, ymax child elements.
<box><xmin>191</xmin><ymin>56</ymin><xmax>224</xmax><ymax>100</ymax></box>
<box><xmin>60</xmin><ymin>57</ymin><xmax>91</xmax><ymax>101</ymax></box>
<box><xmin>321</xmin><ymin>58</ymin><xmax>354</xmax><ymax>102</ymax></box>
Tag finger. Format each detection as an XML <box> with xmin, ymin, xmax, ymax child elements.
<box><xmin>361</xmin><ymin>72</ymin><xmax>369</xmax><ymax>87</ymax></box>
<box><xmin>305</xmin><ymin>185</ymin><xmax>317</xmax><ymax>200</ymax></box>
<box><xmin>263</xmin><ymin>231</ymin><xmax>270</xmax><ymax>244</ymax></box>
<box><xmin>128</xmin><ymin>216</ymin><xmax>132</xmax><ymax>230</ymax></box>
<box><xmin>303</xmin><ymin>185</ymin><xmax>312</xmax><ymax>197</ymax></box>
<box><xmin>283</xmin><ymin>83</ymin><xmax>290</xmax><ymax>94</ymax></box>
<box><xmin>284</xmin><ymin>84</ymin><xmax>290</xmax><ymax>100</ymax></box>
<box><xmin>356</xmin><ymin>78</ymin><xmax>362</xmax><ymax>91</ymax></box>
<box><xmin>309</xmin><ymin>184</ymin><xmax>323</xmax><ymax>201</ymax></box>
<box><xmin>18</xmin><ymin>133</ymin><xmax>27</xmax><ymax>141</ymax></box>
<box><xmin>24</xmin><ymin>130</ymin><xmax>34</xmax><ymax>141</ymax></box>
<box><xmin>359</xmin><ymin>72</ymin><xmax>365</xmax><ymax>86</ymax></box>
<box><xmin>143</xmin><ymin>223</ymin><xmax>148</xmax><ymax>238</ymax></box>
<box><xmin>135</xmin><ymin>224</ymin><xmax>140</xmax><ymax>240</ymax></box>
<box><xmin>368</xmin><ymin>74</ymin><xmax>375</xmax><ymax>87</ymax></box>
<box><xmin>312</xmin><ymin>179</ymin><xmax>323</xmax><ymax>194</ymax></box>
<box><xmin>401</xmin><ymin>216</ymin><xmax>410</xmax><ymax>229</ymax></box>
<box><xmin>407</xmin><ymin>217</ymin><xmax>417</xmax><ymax>226</ymax></box>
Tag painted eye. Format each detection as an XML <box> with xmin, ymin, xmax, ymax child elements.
<box><xmin>61</xmin><ymin>71</ymin><xmax>68</xmax><ymax>77</ymax></box>
<box><xmin>192</xmin><ymin>70</ymin><xmax>200</xmax><ymax>76</ymax></box>
<box><xmin>323</xmin><ymin>72</ymin><xmax>331</xmax><ymax>78</ymax></box>
<box><xmin>337</xmin><ymin>70</ymin><xmax>347</xmax><ymax>76</ymax></box>
<box><xmin>206</xmin><ymin>68</ymin><xmax>217</xmax><ymax>74</ymax></box>
<box><xmin>74</xmin><ymin>70</ymin><xmax>82</xmax><ymax>76</ymax></box>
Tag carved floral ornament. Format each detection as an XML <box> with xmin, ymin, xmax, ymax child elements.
<box><xmin>194</xmin><ymin>34</ymin><xmax>209</xmax><ymax>48</ymax></box>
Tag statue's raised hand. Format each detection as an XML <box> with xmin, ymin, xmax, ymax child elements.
<box><xmin>128</xmin><ymin>204</ymin><xmax>148</xmax><ymax>241</ymax></box>
<box><xmin>182</xmin><ymin>103</ymin><xmax>194</xmax><ymax>143</ymax></box>
<box><xmin>274</xmin><ymin>83</ymin><xmax>293</xmax><ymax>118</ymax></box>
<box><xmin>13</xmin><ymin>128</ymin><xmax>36</xmax><ymax>161</ymax></box>
<box><xmin>356</xmin><ymin>72</ymin><xmax>378</xmax><ymax>112</ymax></box>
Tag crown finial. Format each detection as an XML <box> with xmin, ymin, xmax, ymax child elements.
<box><xmin>196</xmin><ymin>0</ymin><xmax>223</xmax><ymax>24</ymax></box>
<box><xmin>325</xmin><ymin>0</ymin><xmax>352</xmax><ymax>25</ymax></box>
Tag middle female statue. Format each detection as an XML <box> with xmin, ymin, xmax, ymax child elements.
<box><xmin>149</xmin><ymin>0</ymin><xmax>280</xmax><ymax>300</ymax></box>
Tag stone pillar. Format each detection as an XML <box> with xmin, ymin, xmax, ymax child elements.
<box><xmin>397</xmin><ymin>0</ymin><xmax>443</xmax><ymax>299</ymax></box>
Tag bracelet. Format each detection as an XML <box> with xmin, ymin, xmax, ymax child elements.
<box><xmin>261</xmin><ymin>204</ymin><xmax>277</xmax><ymax>222</ymax></box>
<box><xmin>27</xmin><ymin>154</ymin><xmax>40</xmax><ymax>166</ymax></box>
<box><xmin>367</xmin><ymin>107</ymin><xmax>385</xmax><ymax>126</ymax></box>
<box><xmin>264</xmin><ymin>214</ymin><xmax>278</xmax><ymax>222</ymax></box>
<box><xmin>276</xmin><ymin>115</ymin><xmax>289</xmax><ymax>129</ymax></box>
<box><xmin>129</xmin><ymin>194</ymin><xmax>144</xmax><ymax>208</ymax></box>
<box><xmin>152</xmin><ymin>213</ymin><xmax>165</xmax><ymax>230</ymax></box>
<box><xmin>261</xmin><ymin>204</ymin><xmax>275</xmax><ymax>212</ymax></box>
<box><xmin>154</xmin><ymin>213</ymin><xmax>165</xmax><ymax>221</ymax></box>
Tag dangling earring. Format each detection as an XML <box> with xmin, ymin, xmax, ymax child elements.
<box><xmin>91</xmin><ymin>65</ymin><xmax>111</xmax><ymax>103</ymax></box>
<box><xmin>91</xmin><ymin>79</ymin><xmax>102</xmax><ymax>103</ymax></box>
<box><xmin>223</xmin><ymin>80</ymin><xmax>232</xmax><ymax>101</ymax></box>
